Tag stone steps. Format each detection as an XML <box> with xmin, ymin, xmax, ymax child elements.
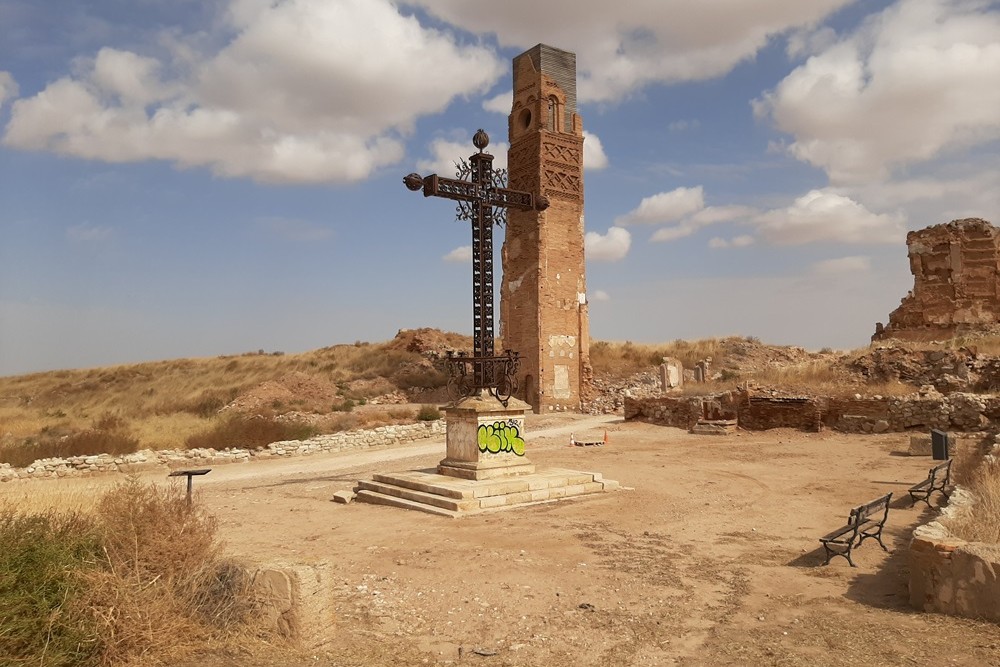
<box><xmin>355</xmin><ymin>479</ymin><xmax>478</xmax><ymax>512</ymax></box>
<box><xmin>353</xmin><ymin>490</ymin><xmax>460</xmax><ymax>517</ymax></box>
<box><xmin>355</xmin><ymin>468</ymin><xmax>618</xmax><ymax>517</ymax></box>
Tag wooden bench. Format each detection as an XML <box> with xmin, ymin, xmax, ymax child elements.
<box><xmin>908</xmin><ymin>460</ymin><xmax>951</xmax><ymax>508</ymax></box>
<box><xmin>819</xmin><ymin>493</ymin><xmax>892</xmax><ymax>567</ymax></box>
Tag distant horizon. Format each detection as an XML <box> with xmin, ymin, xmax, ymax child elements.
<box><xmin>2</xmin><ymin>0</ymin><xmax>997</xmax><ymax>377</ymax></box>
<box><xmin>0</xmin><ymin>324</ymin><xmax>884</xmax><ymax>379</ymax></box>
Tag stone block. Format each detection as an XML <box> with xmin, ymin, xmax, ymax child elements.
<box><xmin>332</xmin><ymin>490</ymin><xmax>355</xmax><ymax>504</ymax></box>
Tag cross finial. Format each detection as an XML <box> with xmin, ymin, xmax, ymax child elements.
<box><xmin>473</xmin><ymin>129</ymin><xmax>489</xmax><ymax>152</ymax></box>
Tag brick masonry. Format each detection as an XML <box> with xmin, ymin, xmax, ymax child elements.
<box><xmin>875</xmin><ymin>218</ymin><xmax>1000</xmax><ymax>341</ymax></box>
<box><xmin>501</xmin><ymin>44</ymin><xmax>591</xmax><ymax>413</ymax></box>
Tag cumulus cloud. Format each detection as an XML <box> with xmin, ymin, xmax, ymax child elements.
<box><xmin>415</xmin><ymin>0</ymin><xmax>854</xmax><ymax>102</ymax></box>
<box><xmin>482</xmin><ymin>90</ymin><xmax>512</xmax><ymax>114</ymax></box>
<box><xmin>585</xmin><ymin>226</ymin><xmax>631</xmax><ymax>261</ymax></box>
<box><xmin>752</xmin><ymin>189</ymin><xmax>906</xmax><ymax>244</ymax></box>
<box><xmin>3</xmin><ymin>0</ymin><xmax>505</xmax><ymax>184</ymax></box>
<box><xmin>417</xmin><ymin>132</ymin><xmax>509</xmax><ymax>175</ymax></box>
<box><xmin>582</xmin><ymin>131</ymin><xmax>608</xmax><ymax>170</ymax></box>
<box><xmin>443</xmin><ymin>245</ymin><xmax>472</xmax><ymax>263</ymax></box>
<box><xmin>812</xmin><ymin>255</ymin><xmax>871</xmax><ymax>274</ymax></box>
<box><xmin>591</xmin><ymin>289</ymin><xmax>611</xmax><ymax>302</ymax></box>
<box><xmin>0</xmin><ymin>71</ymin><xmax>18</xmax><ymax>109</ymax></box>
<box><xmin>708</xmin><ymin>235</ymin><xmax>755</xmax><ymax>248</ymax></box>
<box><xmin>756</xmin><ymin>0</ymin><xmax>1000</xmax><ymax>183</ymax></box>
<box><xmin>616</xmin><ymin>186</ymin><xmax>705</xmax><ymax>226</ymax></box>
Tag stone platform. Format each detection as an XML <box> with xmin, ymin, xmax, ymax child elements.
<box><xmin>355</xmin><ymin>467</ymin><xmax>618</xmax><ymax>518</ymax></box>
<box><xmin>691</xmin><ymin>419</ymin><xmax>738</xmax><ymax>435</ymax></box>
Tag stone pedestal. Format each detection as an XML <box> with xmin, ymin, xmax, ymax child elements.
<box><xmin>438</xmin><ymin>392</ymin><xmax>535</xmax><ymax>480</ymax></box>
<box><xmin>354</xmin><ymin>391</ymin><xmax>620</xmax><ymax>517</ymax></box>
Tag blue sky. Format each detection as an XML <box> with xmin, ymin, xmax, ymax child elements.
<box><xmin>1</xmin><ymin>0</ymin><xmax>999</xmax><ymax>376</ymax></box>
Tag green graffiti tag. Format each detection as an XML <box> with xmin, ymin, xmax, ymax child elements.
<box><xmin>477</xmin><ymin>420</ymin><xmax>526</xmax><ymax>456</ymax></box>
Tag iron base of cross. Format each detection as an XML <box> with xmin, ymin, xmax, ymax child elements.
<box><xmin>445</xmin><ymin>349</ymin><xmax>519</xmax><ymax>407</ymax></box>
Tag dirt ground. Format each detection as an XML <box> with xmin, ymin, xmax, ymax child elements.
<box><xmin>7</xmin><ymin>415</ymin><xmax>1000</xmax><ymax>666</ymax></box>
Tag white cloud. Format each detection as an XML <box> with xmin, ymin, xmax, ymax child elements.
<box><xmin>483</xmin><ymin>90</ymin><xmax>512</xmax><ymax>114</ymax></box>
<box><xmin>646</xmin><ymin>202</ymin><xmax>754</xmax><ymax>243</ymax></box>
<box><xmin>616</xmin><ymin>186</ymin><xmax>705</xmax><ymax>226</ymax></box>
<box><xmin>752</xmin><ymin>189</ymin><xmax>906</xmax><ymax>244</ymax></box>
<box><xmin>443</xmin><ymin>245</ymin><xmax>472</xmax><ymax>263</ymax></box>
<box><xmin>0</xmin><ymin>71</ymin><xmax>18</xmax><ymax>109</ymax></box>
<box><xmin>582</xmin><ymin>131</ymin><xmax>608</xmax><ymax>170</ymax></box>
<box><xmin>416</xmin><ymin>0</ymin><xmax>854</xmax><ymax>102</ymax></box>
<box><xmin>812</xmin><ymin>255</ymin><xmax>871</xmax><ymax>274</ymax></box>
<box><xmin>708</xmin><ymin>234</ymin><xmax>755</xmax><ymax>248</ymax></box>
<box><xmin>785</xmin><ymin>25</ymin><xmax>837</xmax><ymax>58</ymax></box>
<box><xmin>585</xmin><ymin>226</ymin><xmax>631</xmax><ymax>261</ymax></box>
<box><xmin>66</xmin><ymin>223</ymin><xmax>112</xmax><ymax>242</ymax></box>
<box><xmin>417</xmin><ymin>133</ymin><xmax>509</xmax><ymax>175</ymax></box>
<box><xmin>756</xmin><ymin>0</ymin><xmax>1000</xmax><ymax>184</ymax></box>
<box><xmin>258</xmin><ymin>217</ymin><xmax>333</xmax><ymax>242</ymax></box>
<box><xmin>3</xmin><ymin>0</ymin><xmax>505</xmax><ymax>184</ymax></box>
<box><xmin>591</xmin><ymin>289</ymin><xmax>611</xmax><ymax>302</ymax></box>
<box><xmin>689</xmin><ymin>205</ymin><xmax>756</xmax><ymax>225</ymax></box>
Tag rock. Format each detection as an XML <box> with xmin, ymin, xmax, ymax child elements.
<box><xmin>873</xmin><ymin>420</ymin><xmax>890</xmax><ymax>433</ymax></box>
<box><xmin>332</xmin><ymin>490</ymin><xmax>355</xmax><ymax>504</ymax></box>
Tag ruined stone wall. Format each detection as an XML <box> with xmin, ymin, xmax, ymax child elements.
<box><xmin>623</xmin><ymin>395</ymin><xmax>702</xmax><ymax>429</ymax></box>
<box><xmin>875</xmin><ymin>218</ymin><xmax>1000</xmax><ymax>341</ymax></box>
<box><xmin>501</xmin><ymin>44</ymin><xmax>590</xmax><ymax>413</ymax></box>
<box><xmin>739</xmin><ymin>396</ymin><xmax>822</xmax><ymax>431</ymax></box>
<box><xmin>624</xmin><ymin>392</ymin><xmax>998</xmax><ymax>434</ymax></box>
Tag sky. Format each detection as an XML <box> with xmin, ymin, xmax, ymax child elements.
<box><xmin>1</xmin><ymin>0</ymin><xmax>999</xmax><ymax>376</ymax></box>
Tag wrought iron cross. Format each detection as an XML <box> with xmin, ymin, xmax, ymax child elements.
<box><xmin>404</xmin><ymin>129</ymin><xmax>549</xmax><ymax>404</ymax></box>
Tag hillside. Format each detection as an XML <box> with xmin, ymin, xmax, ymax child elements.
<box><xmin>7</xmin><ymin>327</ymin><xmax>999</xmax><ymax>466</ymax></box>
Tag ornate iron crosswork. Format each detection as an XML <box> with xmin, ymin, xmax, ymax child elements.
<box><xmin>404</xmin><ymin>129</ymin><xmax>549</xmax><ymax>405</ymax></box>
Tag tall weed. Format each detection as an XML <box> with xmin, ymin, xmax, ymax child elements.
<box><xmin>0</xmin><ymin>480</ymin><xmax>261</xmax><ymax>667</ymax></box>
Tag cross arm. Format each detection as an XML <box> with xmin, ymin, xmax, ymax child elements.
<box><xmin>488</xmin><ymin>187</ymin><xmax>549</xmax><ymax>212</ymax></box>
<box><xmin>404</xmin><ymin>173</ymin><xmax>478</xmax><ymax>204</ymax></box>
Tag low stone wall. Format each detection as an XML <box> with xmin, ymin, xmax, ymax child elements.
<box><xmin>625</xmin><ymin>391</ymin><xmax>998</xmax><ymax>433</ymax></box>
<box><xmin>0</xmin><ymin>420</ymin><xmax>446</xmax><ymax>482</ymax></box>
<box><xmin>623</xmin><ymin>395</ymin><xmax>701</xmax><ymax>429</ymax></box>
<box><xmin>740</xmin><ymin>396</ymin><xmax>821</xmax><ymax>431</ymax></box>
<box><xmin>909</xmin><ymin>511</ymin><xmax>1000</xmax><ymax>621</ymax></box>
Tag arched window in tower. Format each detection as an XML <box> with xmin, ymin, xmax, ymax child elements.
<box><xmin>547</xmin><ymin>96</ymin><xmax>559</xmax><ymax>132</ymax></box>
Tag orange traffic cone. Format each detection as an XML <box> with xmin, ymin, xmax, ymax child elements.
<box><xmin>603</xmin><ymin>430</ymin><xmax>608</xmax><ymax>445</ymax></box>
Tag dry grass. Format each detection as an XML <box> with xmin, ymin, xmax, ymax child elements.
<box><xmin>945</xmin><ymin>457</ymin><xmax>1000</xmax><ymax>544</ymax></box>
<box><xmin>0</xmin><ymin>412</ymin><xmax>140</xmax><ymax>467</ymax></box>
<box><xmin>0</xmin><ymin>340</ymin><xmax>451</xmax><ymax>465</ymax></box>
<box><xmin>590</xmin><ymin>339</ymin><xmax>729</xmax><ymax>378</ymax></box>
<box><xmin>185</xmin><ymin>415</ymin><xmax>318</xmax><ymax>450</ymax></box>
<box><xmin>0</xmin><ymin>479</ymin><xmax>263</xmax><ymax>667</ymax></box>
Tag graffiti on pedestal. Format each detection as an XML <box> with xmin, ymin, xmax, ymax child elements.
<box><xmin>477</xmin><ymin>419</ymin><xmax>526</xmax><ymax>456</ymax></box>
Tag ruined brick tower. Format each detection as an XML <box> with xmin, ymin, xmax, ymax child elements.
<box><xmin>874</xmin><ymin>218</ymin><xmax>1000</xmax><ymax>342</ymax></box>
<box><xmin>500</xmin><ymin>44</ymin><xmax>591</xmax><ymax>412</ymax></box>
